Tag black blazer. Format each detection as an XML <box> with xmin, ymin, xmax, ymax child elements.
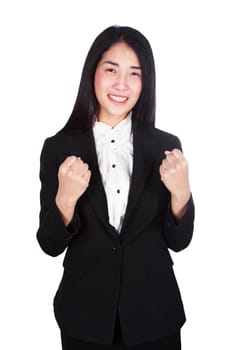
<box><xmin>37</xmin><ymin>125</ymin><xmax>194</xmax><ymax>347</ymax></box>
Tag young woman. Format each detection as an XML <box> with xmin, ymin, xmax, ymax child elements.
<box><xmin>37</xmin><ymin>25</ymin><xmax>194</xmax><ymax>349</ymax></box>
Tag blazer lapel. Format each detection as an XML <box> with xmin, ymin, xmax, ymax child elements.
<box><xmin>120</xmin><ymin>126</ymin><xmax>157</xmax><ymax>236</ymax></box>
<box><xmin>85</xmin><ymin>131</ymin><xmax>109</xmax><ymax>224</ymax></box>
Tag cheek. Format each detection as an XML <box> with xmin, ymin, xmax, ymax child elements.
<box><xmin>94</xmin><ymin>71</ymin><xmax>102</xmax><ymax>94</ymax></box>
<box><xmin>132</xmin><ymin>81</ymin><xmax>142</xmax><ymax>100</ymax></box>
<box><xmin>94</xmin><ymin>70</ymin><xmax>108</xmax><ymax>93</ymax></box>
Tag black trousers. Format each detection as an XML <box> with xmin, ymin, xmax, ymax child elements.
<box><xmin>61</xmin><ymin>312</ymin><xmax>181</xmax><ymax>350</ymax></box>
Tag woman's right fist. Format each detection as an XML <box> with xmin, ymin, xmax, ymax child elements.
<box><xmin>56</xmin><ymin>156</ymin><xmax>91</xmax><ymax>206</ymax></box>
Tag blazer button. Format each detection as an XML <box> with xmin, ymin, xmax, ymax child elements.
<box><xmin>113</xmin><ymin>245</ymin><xmax>121</xmax><ymax>252</ymax></box>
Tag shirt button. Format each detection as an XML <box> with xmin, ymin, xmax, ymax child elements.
<box><xmin>117</xmin><ymin>189</ymin><xmax>120</xmax><ymax>193</ymax></box>
<box><xmin>113</xmin><ymin>245</ymin><xmax>121</xmax><ymax>252</ymax></box>
<box><xmin>111</xmin><ymin>139</ymin><xmax>115</xmax><ymax>143</ymax></box>
<box><xmin>112</xmin><ymin>164</ymin><xmax>116</xmax><ymax>168</ymax></box>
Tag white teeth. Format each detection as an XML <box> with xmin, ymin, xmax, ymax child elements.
<box><xmin>108</xmin><ymin>94</ymin><xmax>128</xmax><ymax>103</ymax></box>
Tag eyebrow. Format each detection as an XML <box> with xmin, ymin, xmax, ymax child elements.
<box><xmin>102</xmin><ymin>60</ymin><xmax>142</xmax><ymax>70</ymax></box>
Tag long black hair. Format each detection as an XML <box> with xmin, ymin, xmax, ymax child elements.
<box><xmin>62</xmin><ymin>25</ymin><xmax>156</xmax><ymax>132</ymax></box>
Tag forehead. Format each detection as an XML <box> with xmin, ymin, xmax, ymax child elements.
<box><xmin>99</xmin><ymin>42</ymin><xmax>140</xmax><ymax>65</ymax></box>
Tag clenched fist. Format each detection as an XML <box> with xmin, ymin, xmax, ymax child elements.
<box><xmin>55</xmin><ymin>156</ymin><xmax>91</xmax><ymax>226</ymax></box>
<box><xmin>159</xmin><ymin>149</ymin><xmax>191</xmax><ymax>220</ymax></box>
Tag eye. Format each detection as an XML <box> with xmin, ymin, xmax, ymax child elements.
<box><xmin>130</xmin><ymin>71</ymin><xmax>141</xmax><ymax>78</ymax></box>
<box><xmin>105</xmin><ymin>68</ymin><xmax>116</xmax><ymax>73</ymax></box>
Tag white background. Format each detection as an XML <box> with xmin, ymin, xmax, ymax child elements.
<box><xmin>1</xmin><ymin>0</ymin><xmax>232</xmax><ymax>349</ymax></box>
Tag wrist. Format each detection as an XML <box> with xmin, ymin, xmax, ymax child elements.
<box><xmin>55</xmin><ymin>195</ymin><xmax>76</xmax><ymax>227</ymax></box>
<box><xmin>170</xmin><ymin>191</ymin><xmax>191</xmax><ymax>221</ymax></box>
<box><xmin>55</xmin><ymin>194</ymin><xmax>77</xmax><ymax>210</ymax></box>
<box><xmin>171</xmin><ymin>190</ymin><xmax>191</xmax><ymax>204</ymax></box>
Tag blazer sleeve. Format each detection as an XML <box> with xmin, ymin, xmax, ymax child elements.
<box><xmin>162</xmin><ymin>135</ymin><xmax>195</xmax><ymax>252</ymax></box>
<box><xmin>36</xmin><ymin>137</ymin><xmax>80</xmax><ymax>257</ymax></box>
<box><xmin>163</xmin><ymin>195</ymin><xmax>195</xmax><ymax>252</ymax></box>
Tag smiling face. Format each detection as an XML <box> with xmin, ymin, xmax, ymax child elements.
<box><xmin>94</xmin><ymin>42</ymin><xmax>142</xmax><ymax>126</ymax></box>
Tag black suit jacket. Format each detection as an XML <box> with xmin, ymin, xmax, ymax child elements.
<box><xmin>37</xmin><ymin>125</ymin><xmax>194</xmax><ymax>346</ymax></box>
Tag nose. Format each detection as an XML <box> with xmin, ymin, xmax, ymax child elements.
<box><xmin>113</xmin><ymin>73</ymin><xmax>128</xmax><ymax>91</ymax></box>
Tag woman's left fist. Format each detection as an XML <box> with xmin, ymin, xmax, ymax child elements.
<box><xmin>159</xmin><ymin>148</ymin><xmax>190</xmax><ymax>200</ymax></box>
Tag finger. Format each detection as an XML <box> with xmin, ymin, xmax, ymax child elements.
<box><xmin>164</xmin><ymin>150</ymin><xmax>180</xmax><ymax>164</ymax></box>
<box><xmin>161</xmin><ymin>159</ymin><xmax>167</xmax><ymax>169</ymax></box>
<box><xmin>171</xmin><ymin>150</ymin><xmax>189</xmax><ymax>171</ymax></box>
<box><xmin>160</xmin><ymin>159</ymin><xmax>171</xmax><ymax>175</ymax></box>
<box><xmin>80</xmin><ymin>163</ymin><xmax>90</xmax><ymax>177</ymax></box>
<box><xmin>159</xmin><ymin>165</ymin><xmax>170</xmax><ymax>180</ymax></box>
<box><xmin>83</xmin><ymin>170</ymin><xmax>91</xmax><ymax>184</ymax></box>
<box><xmin>79</xmin><ymin>170</ymin><xmax>91</xmax><ymax>190</ymax></box>
<box><xmin>162</xmin><ymin>158</ymin><xmax>173</xmax><ymax>169</ymax></box>
<box><xmin>171</xmin><ymin>148</ymin><xmax>184</xmax><ymax>160</ymax></box>
<box><xmin>71</xmin><ymin>159</ymin><xmax>89</xmax><ymax>176</ymax></box>
<box><xmin>165</xmin><ymin>153</ymin><xmax>177</xmax><ymax>164</ymax></box>
<box><xmin>159</xmin><ymin>165</ymin><xmax>165</xmax><ymax>176</ymax></box>
<box><xmin>62</xmin><ymin>156</ymin><xmax>79</xmax><ymax>168</ymax></box>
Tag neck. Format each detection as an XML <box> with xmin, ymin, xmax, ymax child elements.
<box><xmin>97</xmin><ymin>114</ymin><xmax>127</xmax><ymax>128</ymax></box>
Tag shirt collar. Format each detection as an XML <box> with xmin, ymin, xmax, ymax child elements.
<box><xmin>93</xmin><ymin>112</ymin><xmax>132</xmax><ymax>142</ymax></box>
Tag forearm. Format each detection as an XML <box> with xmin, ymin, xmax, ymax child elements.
<box><xmin>170</xmin><ymin>190</ymin><xmax>191</xmax><ymax>221</ymax></box>
<box><xmin>55</xmin><ymin>194</ymin><xmax>76</xmax><ymax>226</ymax></box>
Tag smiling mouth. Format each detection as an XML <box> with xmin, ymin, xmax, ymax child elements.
<box><xmin>108</xmin><ymin>94</ymin><xmax>129</xmax><ymax>103</ymax></box>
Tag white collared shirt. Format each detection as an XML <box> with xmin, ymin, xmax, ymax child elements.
<box><xmin>92</xmin><ymin>113</ymin><xmax>133</xmax><ymax>232</ymax></box>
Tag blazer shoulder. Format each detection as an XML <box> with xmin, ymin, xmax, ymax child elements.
<box><xmin>40</xmin><ymin>128</ymin><xmax>94</xmax><ymax>167</ymax></box>
<box><xmin>42</xmin><ymin>129</ymin><xmax>80</xmax><ymax>146</ymax></box>
<box><xmin>150</xmin><ymin>127</ymin><xmax>182</xmax><ymax>150</ymax></box>
<box><xmin>152</xmin><ymin>127</ymin><xmax>178</xmax><ymax>140</ymax></box>
<box><xmin>41</xmin><ymin>128</ymin><xmax>91</xmax><ymax>152</ymax></box>
<box><xmin>39</xmin><ymin>132</ymin><xmax>66</xmax><ymax>162</ymax></box>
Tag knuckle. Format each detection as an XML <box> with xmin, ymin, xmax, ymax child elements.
<box><xmin>180</xmin><ymin>159</ymin><xmax>188</xmax><ymax>168</ymax></box>
<box><xmin>59</xmin><ymin>165</ymin><xmax>67</xmax><ymax>174</ymax></box>
<box><xmin>67</xmin><ymin>155</ymin><xmax>76</xmax><ymax>162</ymax></box>
<box><xmin>169</xmin><ymin>168</ymin><xmax>174</xmax><ymax>174</ymax></box>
